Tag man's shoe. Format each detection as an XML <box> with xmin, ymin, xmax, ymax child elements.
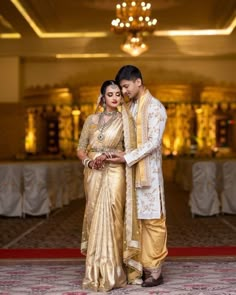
<box><xmin>142</xmin><ymin>269</ymin><xmax>151</xmax><ymax>281</ymax></box>
<box><xmin>141</xmin><ymin>274</ymin><xmax>163</xmax><ymax>287</ymax></box>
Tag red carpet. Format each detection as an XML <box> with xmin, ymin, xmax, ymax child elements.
<box><xmin>167</xmin><ymin>246</ymin><xmax>236</xmax><ymax>257</ymax></box>
<box><xmin>0</xmin><ymin>248</ymin><xmax>85</xmax><ymax>259</ymax></box>
<box><xmin>0</xmin><ymin>247</ymin><xmax>235</xmax><ymax>259</ymax></box>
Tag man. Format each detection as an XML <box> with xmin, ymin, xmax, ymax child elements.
<box><xmin>110</xmin><ymin>65</ymin><xmax>168</xmax><ymax>287</ymax></box>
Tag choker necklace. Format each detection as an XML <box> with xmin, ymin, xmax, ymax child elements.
<box><xmin>104</xmin><ymin>110</ymin><xmax>117</xmax><ymax>116</ymax></box>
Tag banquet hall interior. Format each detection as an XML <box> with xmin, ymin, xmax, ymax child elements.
<box><xmin>0</xmin><ymin>0</ymin><xmax>236</xmax><ymax>294</ymax></box>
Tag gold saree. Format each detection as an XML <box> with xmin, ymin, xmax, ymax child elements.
<box><xmin>78</xmin><ymin>107</ymin><xmax>141</xmax><ymax>292</ymax></box>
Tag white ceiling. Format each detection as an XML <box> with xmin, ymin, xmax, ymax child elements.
<box><xmin>0</xmin><ymin>0</ymin><xmax>236</xmax><ymax>59</ymax></box>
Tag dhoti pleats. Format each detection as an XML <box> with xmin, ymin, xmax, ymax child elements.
<box><xmin>141</xmin><ymin>217</ymin><xmax>168</xmax><ymax>270</ymax></box>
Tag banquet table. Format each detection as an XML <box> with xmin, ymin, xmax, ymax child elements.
<box><xmin>0</xmin><ymin>160</ymin><xmax>85</xmax><ymax>217</ymax></box>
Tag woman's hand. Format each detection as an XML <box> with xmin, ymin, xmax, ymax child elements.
<box><xmin>95</xmin><ymin>154</ymin><xmax>107</xmax><ymax>166</ymax></box>
<box><xmin>90</xmin><ymin>154</ymin><xmax>107</xmax><ymax>170</ymax></box>
<box><xmin>89</xmin><ymin>151</ymin><xmax>126</xmax><ymax>169</ymax></box>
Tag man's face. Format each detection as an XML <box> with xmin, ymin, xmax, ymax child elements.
<box><xmin>119</xmin><ymin>78</ymin><xmax>142</xmax><ymax>100</ymax></box>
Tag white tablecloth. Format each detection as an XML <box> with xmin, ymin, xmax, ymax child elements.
<box><xmin>174</xmin><ymin>158</ymin><xmax>236</xmax><ymax>192</ymax></box>
<box><xmin>0</xmin><ymin>160</ymin><xmax>84</xmax><ymax>217</ymax></box>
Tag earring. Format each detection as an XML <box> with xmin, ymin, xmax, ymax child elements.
<box><xmin>103</xmin><ymin>100</ymin><xmax>106</xmax><ymax>110</ymax></box>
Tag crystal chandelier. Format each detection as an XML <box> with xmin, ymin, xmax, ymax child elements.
<box><xmin>111</xmin><ymin>1</ymin><xmax>157</xmax><ymax>56</ymax></box>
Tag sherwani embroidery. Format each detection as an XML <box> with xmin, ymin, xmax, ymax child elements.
<box><xmin>124</xmin><ymin>89</ymin><xmax>168</xmax><ymax>271</ymax></box>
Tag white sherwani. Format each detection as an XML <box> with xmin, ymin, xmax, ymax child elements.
<box><xmin>124</xmin><ymin>91</ymin><xmax>167</xmax><ymax>219</ymax></box>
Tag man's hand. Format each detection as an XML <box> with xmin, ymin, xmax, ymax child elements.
<box><xmin>107</xmin><ymin>152</ymin><xmax>126</xmax><ymax>163</ymax></box>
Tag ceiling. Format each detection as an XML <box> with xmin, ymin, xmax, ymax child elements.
<box><xmin>0</xmin><ymin>0</ymin><xmax>236</xmax><ymax>59</ymax></box>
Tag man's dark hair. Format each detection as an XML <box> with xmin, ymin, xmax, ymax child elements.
<box><xmin>115</xmin><ymin>65</ymin><xmax>143</xmax><ymax>84</ymax></box>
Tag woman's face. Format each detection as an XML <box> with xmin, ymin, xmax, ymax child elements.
<box><xmin>104</xmin><ymin>84</ymin><xmax>122</xmax><ymax>112</ymax></box>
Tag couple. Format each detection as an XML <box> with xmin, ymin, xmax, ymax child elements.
<box><xmin>77</xmin><ymin>65</ymin><xmax>168</xmax><ymax>292</ymax></box>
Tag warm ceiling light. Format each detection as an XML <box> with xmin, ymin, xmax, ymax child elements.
<box><xmin>56</xmin><ymin>53</ymin><xmax>111</xmax><ymax>59</ymax></box>
<box><xmin>121</xmin><ymin>33</ymin><xmax>148</xmax><ymax>56</ymax></box>
<box><xmin>0</xmin><ymin>33</ymin><xmax>21</xmax><ymax>39</ymax></box>
<box><xmin>111</xmin><ymin>0</ymin><xmax>157</xmax><ymax>56</ymax></box>
<box><xmin>10</xmin><ymin>0</ymin><xmax>236</xmax><ymax>43</ymax></box>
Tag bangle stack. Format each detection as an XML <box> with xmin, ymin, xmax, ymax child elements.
<box><xmin>82</xmin><ymin>158</ymin><xmax>92</xmax><ymax>168</ymax></box>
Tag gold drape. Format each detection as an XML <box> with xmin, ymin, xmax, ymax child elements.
<box><xmin>78</xmin><ymin>105</ymin><xmax>142</xmax><ymax>291</ymax></box>
<box><xmin>122</xmin><ymin>104</ymin><xmax>142</xmax><ymax>282</ymax></box>
<box><xmin>135</xmin><ymin>90</ymin><xmax>152</xmax><ymax>187</ymax></box>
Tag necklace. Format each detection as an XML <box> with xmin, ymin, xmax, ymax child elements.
<box><xmin>97</xmin><ymin>111</ymin><xmax>118</xmax><ymax>141</ymax></box>
<box><xmin>104</xmin><ymin>110</ymin><xmax>117</xmax><ymax>116</ymax></box>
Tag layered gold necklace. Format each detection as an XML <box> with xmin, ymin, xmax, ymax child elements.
<box><xmin>97</xmin><ymin>111</ymin><xmax>118</xmax><ymax>142</ymax></box>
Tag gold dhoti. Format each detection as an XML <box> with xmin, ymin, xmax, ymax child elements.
<box><xmin>141</xmin><ymin>217</ymin><xmax>168</xmax><ymax>270</ymax></box>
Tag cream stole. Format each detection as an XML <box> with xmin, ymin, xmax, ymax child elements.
<box><xmin>121</xmin><ymin>104</ymin><xmax>142</xmax><ymax>282</ymax></box>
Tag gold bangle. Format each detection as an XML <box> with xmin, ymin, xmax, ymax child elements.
<box><xmin>82</xmin><ymin>158</ymin><xmax>90</xmax><ymax>166</ymax></box>
<box><xmin>87</xmin><ymin>160</ymin><xmax>93</xmax><ymax>169</ymax></box>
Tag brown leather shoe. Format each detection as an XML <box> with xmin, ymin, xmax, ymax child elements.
<box><xmin>141</xmin><ymin>274</ymin><xmax>164</xmax><ymax>287</ymax></box>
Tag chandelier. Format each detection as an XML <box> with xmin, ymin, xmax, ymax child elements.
<box><xmin>111</xmin><ymin>1</ymin><xmax>157</xmax><ymax>56</ymax></box>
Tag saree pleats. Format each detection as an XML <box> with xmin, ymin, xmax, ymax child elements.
<box><xmin>82</xmin><ymin>162</ymin><xmax>127</xmax><ymax>292</ymax></box>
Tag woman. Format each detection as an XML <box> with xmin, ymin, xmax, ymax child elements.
<box><xmin>77</xmin><ymin>80</ymin><xmax>142</xmax><ymax>292</ymax></box>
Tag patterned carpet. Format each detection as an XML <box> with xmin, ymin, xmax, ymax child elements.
<box><xmin>1</xmin><ymin>182</ymin><xmax>236</xmax><ymax>294</ymax></box>
<box><xmin>0</xmin><ymin>259</ymin><xmax>236</xmax><ymax>294</ymax></box>
<box><xmin>1</xmin><ymin>182</ymin><xmax>236</xmax><ymax>249</ymax></box>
